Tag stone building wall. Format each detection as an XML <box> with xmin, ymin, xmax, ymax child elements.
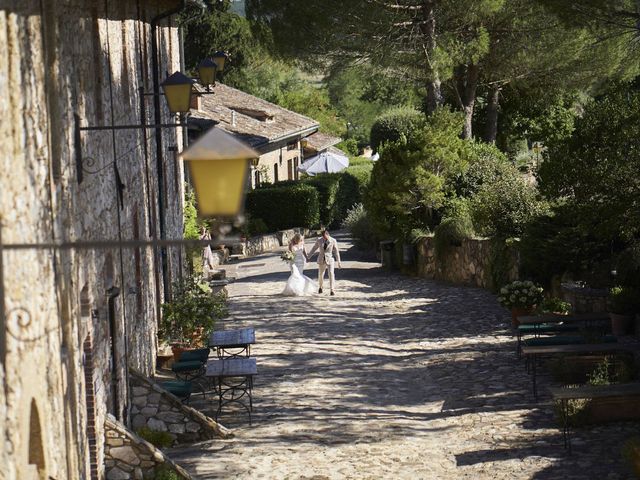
<box><xmin>414</xmin><ymin>236</ymin><xmax>519</xmax><ymax>290</ymax></box>
<box><xmin>0</xmin><ymin>1</ymin><xmax>186</xmax><ymax>479</ymax></box>
<box><xmin>252</xmin><ymin>140</ymin><xmax>302</xmax><ymax>186</ymax></box>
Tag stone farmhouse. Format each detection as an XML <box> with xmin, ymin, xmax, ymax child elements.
<box><xmin>0</xmin><ymin>1</ymin><xmax>197</xmax><ymax>478</ymax></box>
<box><xmin>188</xmin><ymin>84</ymin><xmax>341</xmax><ymax>188</ymax></box>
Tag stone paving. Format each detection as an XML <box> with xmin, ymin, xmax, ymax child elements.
<box><xmin>170</xmin><ymin>233</ymin><xmax>639</xmax><ymax>479</ymax></box>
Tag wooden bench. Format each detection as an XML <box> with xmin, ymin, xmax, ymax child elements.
<box><xmin>521</xmin><ymin>343</ymin><xmax>640</xmax><ymax>399</ymax></box>
<box><xmin>550</xmin><ymin>382</ymin><xmax>640</xmax><ymax>451</ymax></box>
<box><xmin>516</xmin><ymin>313</ymin><xmax>609</xmax><ymax>357</ymax></box>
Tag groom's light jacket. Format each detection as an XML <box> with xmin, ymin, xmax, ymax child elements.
<box><xmin>309</xmin><ymin>236</ymin><xmax>341</xmax><ymax>265</ymax></box>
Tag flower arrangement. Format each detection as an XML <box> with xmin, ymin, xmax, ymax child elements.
<box><xmin>498</xmin><ymin>280</ymin><xmax>544</xmax><ymax>309</ymax></box>
<box><xmin>280</xmin><ymin>251</ymin><xmax>295</xmax><ymax>263</ymax></box>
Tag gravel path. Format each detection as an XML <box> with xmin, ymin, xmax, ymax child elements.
<box><xmin>170</xmin><ymin>233</ymin><xmax>638</xmax><ymax>479</ymax></box>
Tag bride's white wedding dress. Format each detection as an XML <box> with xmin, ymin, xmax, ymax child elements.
<box><xmin>282</xmin><ymin>246</ymin><xmax>317</xmax><ymax>296</ymax></box>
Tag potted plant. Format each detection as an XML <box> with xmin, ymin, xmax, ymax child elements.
<box><xmin>608</xmin><ymin>286</ymin><xmax>637</xmax><ymax>336</ymax></box>
<box><xmin>497</xmin><ymin>280</ymin><xmax>544</xmax><ymax>327</ymax></box>
<box><xmin>159</xmin><ymin>274</ymin><xmax>228</xmax><ymax>360</ymax></box>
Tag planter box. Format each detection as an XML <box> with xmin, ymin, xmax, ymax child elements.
<box><xmin>583</xmin><ymin>395</ymin><xmax>640</xmax><ymax>424</ymax></box>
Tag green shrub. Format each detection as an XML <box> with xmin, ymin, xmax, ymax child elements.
<box><xmin>136</xmin><ymin>427</ymin><xmax>174</xmax><ymax>449</ymax></box>
<box><xmin>335</xmin><ymin>164</ymin><xmax>373</xmax><ymax>222</ymax></box>
<box><xmin>337</xmin><ymin>138</ymin><xmax>359</xmax><ymax>156</ymax></box>
<box><xmin>370</xmin><ymin>106</ymin><xmax>425</xmax><ymax>150</ymax></box>
<box><xmin>538</xmin><ymin>297</ymin><xmax>572</xmax><ymax>315</ymax></box>
<box><xmin>609</xmin><ymin>286</ymin><xmax>638</xmax><ymax>315</ymax></box>
<box><xmin>366</xmin><ymin>108</ymin><xmax>470</xmax><ymax>237</ymax></box>
<box><xmin>433</xmin><ymin>215</ymin><xmax>474</xmax><ymax>258</ymax></box>
<box><xmin>160</xmin><ymin>275</ymin><xmax>228</xmax><ymax>345</ymax></box>
<box><xmin>305</xmin><ymin>174</ymin><xmax>342</xmax><ymax>227</ymax></box>
<box><xmin>470</xmin><ymin>172</ymin><xmax>548</xmax><ymax>238</ymax></box>
<box><xmin>519</xmin><ymin>204</ymin><xmax>613</xmax><ymax>288</ymax></box>
<box><xmin>154</xmin><ymin>464</ymin><xmax>180</xmax><ymax>480</ymax></box>
<box><xmin>247</xmin><ymin>217</ymin><xmax>268</xmax><ymax>236</ymax></box>
<box><xmin>246</xmin><ymin>183</ymin><xmax>320</xmax><ymax>231</ymax></box>
<box><xmin>342</xmin><ymin>203</ymin><xmax>378</xmax><ymax>250</ymax></box>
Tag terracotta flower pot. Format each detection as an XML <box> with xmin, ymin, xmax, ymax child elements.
<box><xmin>610</xmin><ymin>312</ymin><xmax>634</xmax><ymax>336</ymax></box>
<box><xmin>511</xmin><ymin>307</ymin><xmax>534</xmax><ymax>327</ymax></box>
<box><xmin>171</xmin><ymin>344</ymin><xmax>188</xmax><ymax>362</ymax></box>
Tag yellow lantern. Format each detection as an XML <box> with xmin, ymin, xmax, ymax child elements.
<box><xmin>212</xmin><ymin>51</ymin><xmax>229</xmax><ymax>72</ymax></box>
<box><xmin>161</xmin><ymin>71</ymin><xmax>195</xmax><ymax>115</ymax></box>
<box><xmin>198</xmin><ymin>58</ymin><xmax>217</xmax><ymax>88</ymax></box>
<box><xmin>181</xmin><ymin>127</ymin><xmax>258</xmax><ymax>217</ymax></box>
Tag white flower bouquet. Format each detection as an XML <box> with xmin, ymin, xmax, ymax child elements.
<box><xmin>497</xmin><ymin>280</ymin><xmax>544</xmax><ymax>310</ymax></box>
<box><xmin>280</xmin><ymin>251</ymin><xmax>295</xmax><ymax>263</ymax></box>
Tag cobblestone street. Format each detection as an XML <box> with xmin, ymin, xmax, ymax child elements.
<box><xmin>171</xmin><ymin>234</ymin><xmax>638</xmax><ymax>479</ymax></box>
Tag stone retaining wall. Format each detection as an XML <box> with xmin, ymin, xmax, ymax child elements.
<box><xmin>414</xmin><ymin>236</ymin><xmax>519</xmax><ymax>289</ymax></box>
<box><xmin>245</xmin><ymin>234</ymin><xmax>281</xmax><ymax>257</ymax></box>
<box><xmin>104</xmin><ymin>416</ymin><xmax>191</xmax><ymax>480</ymax></box>
<box><xmin>129</xmin><ymin>370</ymin><xmax>232</xmax><ymax>445</ymax></box>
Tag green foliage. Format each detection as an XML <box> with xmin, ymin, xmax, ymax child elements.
<box><xmin>243</xmin><ymin>216</ymin><xmax>269</xmax><ymax>236</ymax></box>
<box><xmin>160</xmin><ymin>275</ymin><xmax>228</xmax><ymax>345</ymax></box>
<box><xmin>136</xmin><ymin>427</ymin><xmax>174</xmax><ymax>449</ymax></box>
<box><xmin>153</xmin><ymin>464</ymin><xmax>180</xmax><ymax>480</ymax></box>
<box><xmin>539</xmin><ymin>85</ymin><xmax>640</xmax><ymax>243</ymax></box>
<box><xmin>538</xmin><ymin>297</ymin><xmax>572</xmax><ymax>315</ymax></box>
<box><xmin>183</xmin><ymin>189</ymin><xmax>201</xmax><ymax>241</ymax></box>
<box><xmin>334</xmin><ymin>163</ymin><xmax>373</xmax><ymax>222</ymax></box>
<box><xmin>519</xmin><ymin>204</ymin><xmax>613</xmax><ymax>288</ymax></box>
<box><xmin>608</xmin><ymin>286</ymin><xmax>638</xmax><ymax>315</ymax></box>
<box><xmin>408</xmin><ymin>228</ymin><xmax>431</xmax><ymax>245</ymax></box>
<box><xmin>470</xmin><ymin>170</ymin><xmax>548</xmax><ymax>238</ymax></box>
<box><xmin>246</xmin><ymin>184</ymin><xmax>320</xmax><ymax>231</ymax></box>
<box><xmin>370</xmin><ymin>107</ymin><xmax>425</xmax><ymax>151</ymax></box>
<box><xmin>341</xmin><ymin>203</ymin><xmax>378</xmax><ymax>251</ymax></box>
<box><xmin>433</xmin><ymin>215</ymin><xmax>474</xmax><ymax>259</ymax></box>
<box><xmin>305</xmin><ymin>174</ymin><xmax>342</xmax><ymax>227</ymax></box>
<box><xmin>615</xmin><ymin>241</ymin><xmax>640</xmax><ymax>291</ymax></box>
<box><xmin>326</xmin><ymin>64</ymin><xmax>422</xmax><ymax>145</ymax></box>
<box><xmin>452</xmin><ymin>143</ymin><xmax>509</xmax><ymax>197</ymax></box>
<box><xmin>337</xmin><ymin>138</ymin><xmax>359</xmax><ymax>156</ymax></box>
<box><xmin>497</xmin><ymin>89</ymin><xmax>579</xmax><ymax>154</ymax></box>
<box><xmin>366</xmin><ymin>108</ymin><xmax>471</xmax><ymax>237</ymax></box>
<box><xmin>488</xmin><ymin>237</ymin><xmax>518</xmax><ymax>292</ymax></box>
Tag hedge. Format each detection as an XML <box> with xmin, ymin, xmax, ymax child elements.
<box><xmin>305</xmin><ymin>174</ymin><xmax>341</xmax><ymax>228</ymax></box>
<box><xmin>246</xmin><ymin>162</ymin><xmax>373</xmax><ymax>232</ymax></box>
<box><xmin>245</xmin><ymin>184</ymin><xmax>320</xmax><ymax>231</ymax></box>
<box><xmin>370</xmin><ymin>107</ymin><xmax>425</xmax><ymax>151</ymax></box>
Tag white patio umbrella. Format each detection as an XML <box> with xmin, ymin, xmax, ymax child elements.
<box><xmin>299</xmin><ymin>150</ymin><xmax>350</xmax><ymax>176</ymax></box>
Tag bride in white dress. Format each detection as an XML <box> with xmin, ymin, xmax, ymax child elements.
<box><xmin>282</xmin><ymin>234</ymin><xmax>318</xmax><ymax>296</ymax></box>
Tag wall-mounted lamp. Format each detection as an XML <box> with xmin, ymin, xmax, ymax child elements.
<box><xmin>212</xmin><ymin>51</ymin><xmax>229</xmax><ymax>72</ymax></box>
<box><xmin>181</xmin><ymin>127</ymin><xmax>258</xmax><ymax>217</ymax></box>
<box><xmin>198</xmin><ymin>58</ymin><xmax>217</xmax><ymax>91</ymax></box>
<box><xmin>160</xmin><ymin>71</ymin><xmax>196</xmax><ymax>115</ymax></box>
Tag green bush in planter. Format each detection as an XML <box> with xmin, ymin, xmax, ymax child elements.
<box><xmin>160</xmin><ymin>275</ymin><xmax>228</xmax><ymax>345</ymax></box>
<box><xmin>433</xmin><ymin>215</ymin><xmax>474</xmax><ymax>259</ymax></box>
<box><xmin>608</xmin><ymin>286</ymin><xmax>638</xmax><ymax>315</ymax></box>
<box><xmin>136</xmin><ymin>427</ymin><xmax>174</xmax><ymax>449</ymax></box>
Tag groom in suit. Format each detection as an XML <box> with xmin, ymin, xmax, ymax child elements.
<box><xmin>309</xmin><ymin>229</ymin><xmax>342</xmax><ymax>295</ymax></box>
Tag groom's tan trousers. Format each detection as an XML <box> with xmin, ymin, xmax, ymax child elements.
<box><xmin>318</xmin><ymin>259</ymin><xmax>335</xmax><ymax>291</ymax></box>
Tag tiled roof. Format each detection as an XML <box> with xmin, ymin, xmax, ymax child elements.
<box><xmin>189</xmin><ymin>83</ymin><xmax>319</xmax><ymax>149</ymax></box>
<box><xmin>303</xmin><ymin>131</ymin><xmax>342</xmax><ymax>152</ymax></box>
